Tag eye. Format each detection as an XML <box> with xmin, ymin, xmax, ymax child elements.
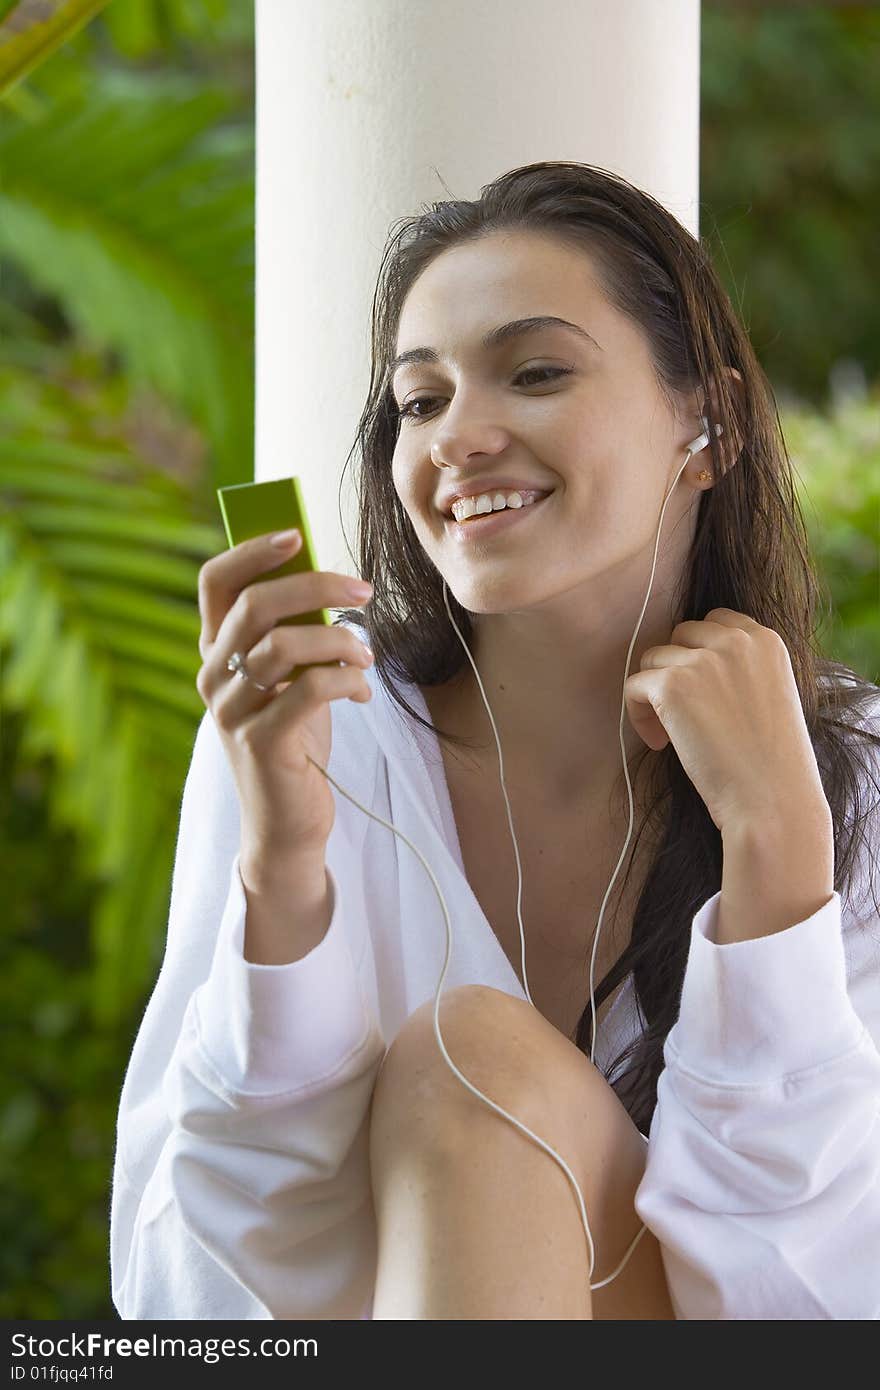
<box><xmin>394</xmin><ymin>365</ymin><xmax>573</xmax><ymax>423</ymax></box>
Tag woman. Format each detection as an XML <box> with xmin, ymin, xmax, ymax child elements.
<box><xmin>110</xmin><ymin>162</ymin><xmax>880</xmax><ymax>1320</ymax></box>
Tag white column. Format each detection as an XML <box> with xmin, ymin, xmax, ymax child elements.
<box><xmin>255</xmin><ymin>0</ymin><xmax>701</xmax><ymax>575</ymax></box>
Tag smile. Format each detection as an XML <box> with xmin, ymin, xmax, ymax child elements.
<box><xmin>445</xmin><ymin>491</ymin><xmax>554</xmax><ymax>543</ymax></box>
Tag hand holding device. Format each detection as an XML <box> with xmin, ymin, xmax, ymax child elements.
<box><xmin>196</xmin><ymin>478</ymin><xmax>375</xmax><ymax>865</ymax></box>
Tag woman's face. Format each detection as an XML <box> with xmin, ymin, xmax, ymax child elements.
<box><xmin>389</xmin><ymin>230</ymin><xmax>701</xmax><ymax>619</ymax></box>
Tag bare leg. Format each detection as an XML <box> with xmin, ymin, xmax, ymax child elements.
<box><xmin>371</xmin><ymin>1100</ymin><xmax>593</xmax><ymax>1319</ymax></box>
<box><xmin>368</xmin><ymin>986</ymin><xmax>674</xmax><ymax>1321</ymax></box>
<box><xmin>369</xmin><ymin>986</ymin><xmax>600</xmax><ymax>1319</ymax></box>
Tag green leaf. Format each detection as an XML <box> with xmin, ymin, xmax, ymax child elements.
<box><xmin>0</xmin><ymin>350</ymin><xmax>218</xmax><ymax>1025</ymax></box>
<box><xmin>0</xmin><ymin>76</ymin><xmax>254</xmax><ymax>479</ymax></box>
<box><xmin>0</xmin><ymin>1</ymin><xmax>112</xmax><ymax>95</ymax></box>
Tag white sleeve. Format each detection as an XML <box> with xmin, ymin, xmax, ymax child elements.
<box><xmin>110</xmin><ymin>710</ymin><xmax>387</xmax><ymax>1320</ymax></box>
<box><xmin>634</xmin><ymin>883</ymin><xmax>880</xmax><ymax>1320</ymax></box>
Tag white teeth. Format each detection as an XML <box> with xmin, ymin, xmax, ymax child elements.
<box><xmin>452</xmin><ymin>489</ymin><xmax>531</xmax><ymax>523</ymax></box>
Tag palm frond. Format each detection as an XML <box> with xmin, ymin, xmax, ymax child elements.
<box><xmin>0</xmin><ymin>78</ymin><xmax>254</xmax><ymax>480</ymax></box>
<box><xmin>0</xmin><ymin>0</ymin><xmax>111</xmax><ymax>96</ymax></box>
<box><xmin>0</xmin><ymin>352</ymin><xmax>223</xmax><ymax>1025</ymax></box>
<box><xmin>100</xmin><ymin>0</ymin><xmax>249</xmax><ymax>60</ymax></box>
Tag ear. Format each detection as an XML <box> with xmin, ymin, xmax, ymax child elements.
<box><xmin>694</xmin><ymin>366</ymin><xmax>746</xmax><ymax>474</ymax></box>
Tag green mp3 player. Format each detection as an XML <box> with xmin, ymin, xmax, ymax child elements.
<box><xmin>216</xmin><ymin>476</ymin><xmax>336</xmax><ymax>685</ymax></box>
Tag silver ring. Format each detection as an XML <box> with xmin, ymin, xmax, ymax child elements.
<box><xmin>226</xmin><ymin>649</ymin><xmax>274</xmax><ymax>692</ymax></box>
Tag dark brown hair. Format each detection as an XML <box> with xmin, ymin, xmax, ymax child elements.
<box><xmin>336</xmin><ymin>161</ymin><xmax>880</xmax><ymax>1134</ymax></box>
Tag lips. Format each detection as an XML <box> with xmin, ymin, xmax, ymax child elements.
<box><xmin>439</xmin><ymin>484</ymin><xmax>554</xmax><ymax>516</ymax></box>
<box><xmin>446</xmin><ymin>489</ymin><xmax>554</xmax><ymax>540</ymax></box>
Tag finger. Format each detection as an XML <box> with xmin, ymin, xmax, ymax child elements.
<box><xmin>198</xmin><ymin>530</ymin><xmax>303</xmax><ymax>653</ymax></box>
<box><xmin>211</xmin><ymin>583</ymin><xmax>370</xmax><ymax>671</ymax></box>
<box><xmin>639</xmin><ymin>644</ymin><xmax>701</xmax><ymax>669</ymax></box>
<box><xmin>623</xmin><ymin>670</ymin><xmax>671</xmax><ymax>751</ymax></box>
<box><xmin>203</xmin><ymin>622</ymin><xmax>372</xmax><ymax>709</ymax></box>
<box><xmin>671</xmin><ymin>613</ymin><xmax>757</xmax><ymax>647</ymax></box>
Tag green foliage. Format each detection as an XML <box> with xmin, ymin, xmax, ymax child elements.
<box><xmin>700</xmin><ymin>4</ymin><xmax>880</xmax><ymax>401</ymax></box>
<box><xmin>0</xmin><ymin>69</ymin><xmax>255</xmax><ymax>481</ymax></box>
<box><xmin>0</xmin><ymin>7</ymin><xmax>255</xmax><ymax>1317</ymax></box>
<box><xmin>0</xmin><ymin>342</ymin><xmax>225</xmax><ymax>1027</ymax></box>
<box><xmin>787</xmin><ymin>392</ymin><xmax>880</xmax><ymax>687</ymax></box>
<box><xmin>0</xmin><ymin>1</ymin><xmax>112</xmax><ymax>95</ymax></box>
<box><xmin>0</xmin><ymin>750</ymin><xmax>128</xmax><ymax>1316</ymax></box>
<box><xmin>100</xmin><ymin>0</ymin><xmax>253</xmax><ymax>59</ymax></box>
<box><xmin>1</xmin><ymin>0</ymin><xmax>878</xmax><ymax>1322</ymax></box>
<box><xmin>0</xmin><ymin>317</ymin><xmax>232</xmax><ymax>1322</ymax></box>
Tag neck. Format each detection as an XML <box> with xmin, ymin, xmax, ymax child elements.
<box><xmin>433</xmin><ymin>583</ymin><xmax>678</xmax><ymax>815</ymax></box>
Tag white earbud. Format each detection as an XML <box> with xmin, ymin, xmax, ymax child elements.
<box><xmin>686</xmin><ymin>415</ymin><xmax>724</xmax><ymax>456</ymax></box>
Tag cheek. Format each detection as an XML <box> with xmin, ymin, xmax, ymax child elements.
<box><xmin>391</xmin><ymin>476</ymin><xmax>414</xmax><ymax>524</ymax></box>
<box><xmin>391</xmin><ymin>458</ymin><xmax>433</xmax><ymax>529</ymax></box>
<box><xmin>389</xmin><ymin>461</ymin><xmax>411</xmax><ymax>515</ymax></box>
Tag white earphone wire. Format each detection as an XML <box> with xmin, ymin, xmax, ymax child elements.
<box><xmin>306</xmin><ymin>420</ymin><xmax>721</xmax><ymax>1293</ymax></box>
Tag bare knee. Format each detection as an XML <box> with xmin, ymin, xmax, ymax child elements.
<box><xmin>366</xmin><ymin>986</ymin><xmax>674</xmax><ymax>1319</ymax></box>
<box><xmin>369</xmin><ymin>983</ymin><xmax>599</xmax><ymax>1175</ymax></box>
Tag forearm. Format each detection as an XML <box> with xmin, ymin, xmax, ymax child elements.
<box><xmin>240</xmin><ymin>849</ymin><xmax>333</xmax><ymax>964</ymax></box>
<box><xmin>717</xmin><ymin>804</ymin><xmax>835</xmax><ymax>945</ymax></box>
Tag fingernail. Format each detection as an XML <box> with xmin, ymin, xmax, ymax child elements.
<box><xmin>270</xmin><ymin>528</ymin><xmax>300</xmax><ymax>548</ymax></box>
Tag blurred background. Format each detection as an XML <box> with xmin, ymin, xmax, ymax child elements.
<box><xmin>0</xmin><ymin>0</ymin><xmax>877</xmax><ymax>1317</ymax></box>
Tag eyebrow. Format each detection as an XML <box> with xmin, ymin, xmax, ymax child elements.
<box><xmin>386</xmin><ymin>315</ymin><xmax>602</xmax><ymax>388</ymax></box>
